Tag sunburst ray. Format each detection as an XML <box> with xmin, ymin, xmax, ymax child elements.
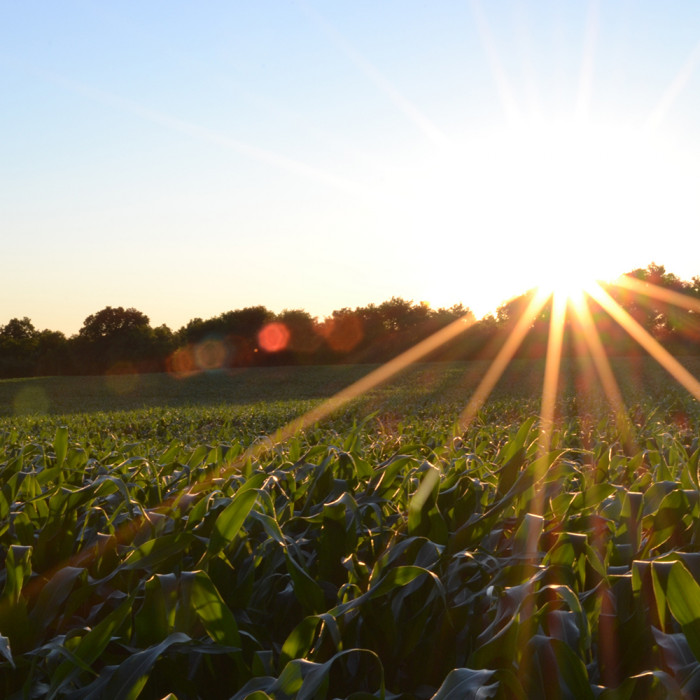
<box><xmin>299</xmin><ymin>1</ymin><xmax>449</xmax><ymax>148</ymax></box>
<box><xmin>525</xmin><ymin>291</ymin><xmax>568</xmax><ymax>545</ymax></box>
<box><xmin>569</xmin><ymin>293</ymin><xmax>638</xmax><ymax>453</ymax></box>
<box><xmin>610</xmin><ymin>274</ymin><xmax>700</xmax><ymax>314</ymax></box>
<box><xmin>538</xmin><ymin>291</ymin><xmax>567</xmax><ymax>457</ymax></box>
<box><xmin>457</xmin><ymin>288</ymin><xmax>551</xmax><ymax>432</ymax></box>
<box><xmin>470</xmin><ymin>0</ymin><xmax>520</xmax><ymax>125</ymax></box>
<box><xmin>587</xmin><ymin>282</ymin><xmax>700</xmax><ymax>400</ymax></box>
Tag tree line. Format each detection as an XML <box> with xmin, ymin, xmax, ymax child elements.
<box><xmin>1</xmin><ymin>263</ymin><xmax>698</xmax><ymax>379</ymax></box>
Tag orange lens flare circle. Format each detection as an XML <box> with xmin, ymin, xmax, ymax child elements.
<box><xmin>319</xmin><ymin>315</ymin><xmax>364</xmax><ymax>353</ymax></box>
<box><xmin>166</xmin><ymin>346</ymin><xmax>197</xmax><ymax>378</ymax></box>
<box><xmin>258</xmin><ymin>322</ymin><xmax>290</xmax><ymax>353</ymax></box>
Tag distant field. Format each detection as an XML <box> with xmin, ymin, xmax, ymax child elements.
<box><xmin>2</xmin><ymin>356</ymin><xmax>699</xmax><ymax>418</ymax></box>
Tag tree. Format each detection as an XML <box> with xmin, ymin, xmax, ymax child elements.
<box><xmin>691</xmin><ymin>277</ymin><xmax>700</xmax><ymax>299</ymax></box>
<box><xmin>0</xmin><ymin>317</ymin><xmax>39</xmax><ymax>377</ymax></box>
<box><xmin>175</xmin><ymin>307</ymin><xmax>274</xmax><ymax>368</ymax></box>
<box><xmin>148</xmin><ymin>325</ymin><xmax>177</xmax><ymax>371</ymax></box>
<box><xmin>318</xmin><ymin>308</ymin><xmax>365</xmax><ymax>356</ymax></box>
<box><xmin>35</xmin><ymin>330</ymin><xmax>70</xmax><ymax>375</ymax></box>
<box><xmin>219</xmin><ymin>306</ymin><xmax>273</xmax><ymax>339</ymax></box>
<box><xmin>0</xmin><ymin>317</ymin><xmax>37</xmax><ymax>341</ymax></box>
<box><xmin>78</xmin><ymin>306</ymin><xmax>150</xmax><ymax>342</ymax></box>
<box><xmin>377</xmin><ymin>297</ymin><xmax>430</xmax><ymax>332</ymax></box>
<box><xmin>611</xmin><ymin>263</ymin><xmax>698</xmax><ymax>351</ymax></box>
<box><xmin>496</xmin><ymin>290</ymin><xmax>538</xmax><ymax>324</ymax></box>
<box><xmin>75</xmin><ymin>306</ymin><xmax>155</xmax><ymax>373</ymax></box>
<box><xmin>266</xmin><ymin>309</ymin><xmax>322</xmax><ymax>362</ymax></box>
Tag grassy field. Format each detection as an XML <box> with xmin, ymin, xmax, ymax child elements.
<box><xmin>1</xmin><ymin>359</ymin><xmax>700</xmax><ymax>698</ymax></box>
<box><xmin>2</xmin><ymin>356</ymin><xmax>699</xmax><ymax>417</ymax></box>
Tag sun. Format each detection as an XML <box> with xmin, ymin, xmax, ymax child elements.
<box><xmin>535</xmin><ymin>261</ymin><xmax>599</xmax><ymax>303</ymax></box>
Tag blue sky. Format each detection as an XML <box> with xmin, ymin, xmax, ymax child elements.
<box><xmin>3</xmin><ymin>1</ymin><xmax>700</xmax><ymax>334</ymax></box>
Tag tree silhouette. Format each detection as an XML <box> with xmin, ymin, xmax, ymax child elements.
<box><xmin>0</xmin><ymin>318</ymin><xmax>39</xmax><ymax>377</ymax></box>
<box><xmin>79</xmin><ymin>307</ymin><xmax>150</xmax><ymax>342</ymax></box>
<box><xmin>0</xmin><ymin>262</ymin><xmax>697</xmax><ymax>379</ymax></box>
<box><xmin>75</xmin><ymin>307</ymin><xmax>155</xmax><ymax>373</ymax></box>
<box><xmin>1</xmin><ymin>317</ymin><xmax>37</xmax><ymax>341</ymax></box>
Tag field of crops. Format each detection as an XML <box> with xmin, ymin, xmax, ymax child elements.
<box><xmin>1</xmin><ymin>361</ymin><xmax>700</xmax><ymax>698</ymax></box>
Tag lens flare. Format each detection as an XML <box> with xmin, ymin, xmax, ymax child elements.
<box><xmin>319</xmin><ymin>314</ymin><xmax>364</xmax><ymax>353</ymax></box>
<box><xmin>105</xmin><ymin>364</ymin><xmax>140</xmax><ymax>394</ymax></box>
<box><xmin>166</xmin><ymin>346</ymin><xmax>197</xmax><ymax>378</ymax></box>
<box><xmin>258</xmin><ymin>322</ymin><xmax>291</xmax><ymax>353</ymax></box>
<box><xmin>13</xmin><ymin>385</ymin><xmax>50</xmax><ymax>415</ymax></box>
<box><xmin>193</xmin><ymin>338</ymin><xmax>228</xmax><ymax>371</ymax></box>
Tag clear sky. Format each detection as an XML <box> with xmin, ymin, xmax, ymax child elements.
<box><xmin>2</xmin><ymin>1</ymin><xmax>700</xmax><ymax>335</ymax></box>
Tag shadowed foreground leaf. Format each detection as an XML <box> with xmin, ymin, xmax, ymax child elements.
<box><xmin>48</xmin><ymin>596</ymin><xmax>133</xmax><ymax>698</ymax></box>
<box><xmin>432</xmin><ymin>667</ymin><xmax>525</xmax><ymax>699</ymax></box>
<box><xmin>0</xmin><ymin>635</ymin><xmax>14</xmax><ymax>669</ymax></box>
<box><xmin>597</xmin><ymin>670</ymin><xmax>684</xmax><ymax>699</ymax></box>
<box><xmin>231</xmin><ymin>648</ymin><xmax>384</xmax><ymax>700</ymax></box>
<box><xmin>78</xmin><ymin>633</ymin><xmax>191</xmax><ymax>700</ymax></box>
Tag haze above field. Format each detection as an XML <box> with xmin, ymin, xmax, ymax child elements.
<box><xmin>3</xmin><ymin>1</ymin><xmax>700</xmax><ymax>335</ymax></box>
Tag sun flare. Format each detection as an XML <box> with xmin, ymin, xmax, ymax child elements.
<box><xmin>535</xmin><ymin>263</ymin><xmax>598</xmax><ymax>303</ymax></box>
<box><xmin>406</xmin><ymin>116</ymin><xmax>699</xmax><ymax>317</ymax></box>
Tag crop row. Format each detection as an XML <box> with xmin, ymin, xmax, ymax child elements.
<box><xmin>0</xmin><ymin>397</ymin><xmax>699</xmax><ymax>698</ymax></box>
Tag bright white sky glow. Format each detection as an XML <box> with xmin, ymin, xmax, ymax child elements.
<box><xmin>2</xmin><ymin>1</ymin><xmax>700</xmax><ymax>334</ymax></box>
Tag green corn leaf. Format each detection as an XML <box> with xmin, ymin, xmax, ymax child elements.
<box><xmin>0</xmin><ymin>634</ymin><xmax>14</xmax><ymax>669</ymax></box>
<box><xmin>179</xmin><ymin>570</ymin><xmax>240</xmax><ymax>647</ymax></box>
<box><xmin>470</xmin><ymin>614</ymin><xmax>520</xmax><ymax>669</ymax></box>
<box><xmin>497</xmin><ymin>447</ymin><xmax>526</xmax><ymax>497</ymax></box>
<box><xmin>29</xmin><ymin>566</ymin><xmax>86</xmax><ymax>634</ymax></box>
<box><xmin>665</xmin><ymin>560</ymin><xmax>700</xmax><ymax>660</ymax></box>
<box><xmin>408</xmin><ymin>464</ymin><xmax>440</xmax><ymax>535</ymax></box>
<box><xmin>513</xmin><ymin>512</ymin><xmax>544</xmax><ymax>557</ymax></box>
<box><xmin>368</xmin><ymin>565</ymin><xmax>431</xmax><ymax>600</ymax></box>
<box><xmin>133</xmin><ymin>573</ymin><xmax>179</xmax><ymax>646</ymax></box>
<box><xmin>1</xmin><ymin>545</ymin><xmax>32</xmax><ymax>606</ymax></box>
<box><xmin>275</xmin><ymin>649</ymin><xmax>384</xmax><ymax>700</ymax></box>
<box><xmin>285</xmin><ymin>553</ymin><xmax>326</xmax><ymax>614</ymax></box>
<box><xmin>548</xmin><ymin>637</ymin><xmax>595</xmax><ymax>700</ymax></box>
<box><xmin>205</xmin><ymin>474</ymin><xmax>265</xmax><ymax>558</ymax></box>
<box><xmin>651</xmin><ymin>560</ymin><xmax>676</xmax><ymax>631</ymax></box>
<box><xmin>54</xmin><ymin>426</ymin><xmax>68</xmax><ymax>470</ymax></box>
<box><xmin>432</xmin><ymin>667</ymin><xmax>525</xmax><ymax>700</ymax></box>
<box><xmin>597</xmin><ymin>670</ymin><xmax>683</xmax><ymax>699</ymax></box>
<box><xmin>122</xmin><ymin>532</ymin><xmax>195</xmax><ymax>572</ymax></box>
<box><xmin>100</xmin><ymin>632</ymin><xmax>191</xmax><ymax>700</ymax></box>
<box><xmin>280</xmin><ymin>616</ymin><xmax>322</xmax><ymax>668</ymax></box>
<box><xmin>500</xmin><ymin>416</ymin><xmax>536</xmax><ymax>465</ymax></box>
<box><xmin>49</xmin><ymin>596</ymin><xmax>133</xmax><ymax>698</ymax></box>
<box><xmin>279</xmin><ymin>613</ymin><xmax>342</xmax><ymax>669</ymax></box>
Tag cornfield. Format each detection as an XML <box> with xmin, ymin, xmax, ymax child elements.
<box><xmin>0</xmin><ymin>368</ymin><xmax>699</xmax><ymax>698</ymax></box>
